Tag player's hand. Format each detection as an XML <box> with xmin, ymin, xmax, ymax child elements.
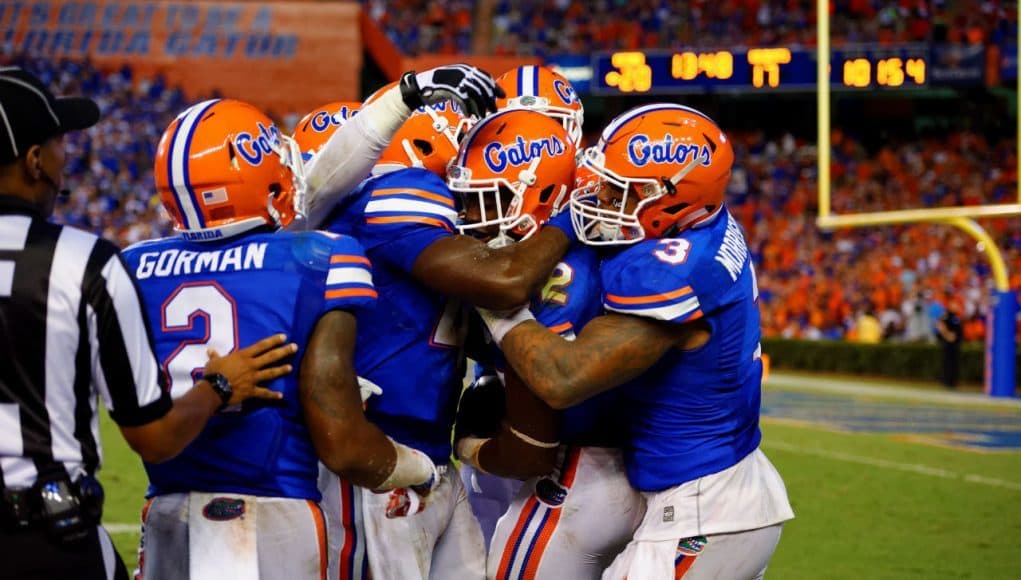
<box><xmin>400</xmin><ymin>64</ymin><xmax>505</xmax><ymax>118</ymax></box>
<box><xmin>383</xmin><ymin>465</ymin><xmax>438</xmax><ymax>518</ymax></box>
<box><xmin>205</xmin><ymin>333</ymin><xmax>297</xmax><ymax>405</ymax></box>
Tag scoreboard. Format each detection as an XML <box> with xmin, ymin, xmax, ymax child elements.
<box><xmin>592</xmin><ymin>45</ymin><xmax>931</xmax><ymax>94</ymax></box>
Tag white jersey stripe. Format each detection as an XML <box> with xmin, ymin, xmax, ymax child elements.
<box><xmin>96</xmin><ymin>255</ymin><xmax>165</xmax><ymax>409</ymax></box>
<box><xmin>605</xmin><ymin>295</ymin><xmax>701</xmax><ymax>321</ymax></box>
<box><xmin>45</xmin><ymin>227</ymin><xmax>96</xmax><ymax>473</ymax></box>
<box><xmin>0</xmin><ymin>214</ymin><xmax>31</xmax><ymax>249</ymax></box>
<box><xmin>326</xmin><ymin>267</ymin><xmax>373</xmax><ymax>287</ymax></box>
<box><xmin>170</xmin><ymin>99</ymin><xmax>219</xmax><ymax>230</ymax></box>
<box><xmin>364</xmin><ymin>198</ymin><xmax>459</xmax><ymax>222</ymax></box>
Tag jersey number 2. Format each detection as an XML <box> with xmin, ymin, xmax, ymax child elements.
<box><xmin>161</xmin><ymin>282</ymin><xmax>239</xmax><ymax>398</ymax></box>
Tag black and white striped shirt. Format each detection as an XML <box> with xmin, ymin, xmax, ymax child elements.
<box><xmin>0</xmin><ymin>195</ymin><xmax>171</xmax><ymax>489</ymax></box>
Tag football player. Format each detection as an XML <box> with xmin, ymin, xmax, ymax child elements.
<box><xmin>313</xmin><ymin>88</ymin><xmax>578</xmax><ymax>580</ymax></box>
<box><xmin>494</xmin><ymin>65</ymin><xmax>585</xmax><ymax>147</ymax></box>
<box><xmin>449</xmin><ymin>108</ymin><xmax>646</xmax><ymax>579</ymax></box>
<box><xmin>456</xmin><ymin>65</ymin><xmax>618</xmax><ymax>560</ymax></box>
<box><xmin>477</xmin><ymin>104</ymin><xmax>795</xmax><ymax>580</ymax></box>
<box><xmin>292</xmin><ymin>64</ymin><xmax>504</xmax><ymax>229</ymax></box>
<box><xmin>293</xmin><ymin>101</ymin><xmax>361</xmax><ymax>163</ymax></box>
<box><xmin>124</xmin><ymin>100</ymin><xmax>440</xmax><ymax>579</ymax></box>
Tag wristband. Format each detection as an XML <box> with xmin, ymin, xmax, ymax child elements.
<box><xmin>508</xmin><ymin>426</ymin><xmax>560</xmax><ymax>449</ymax></box>
<box><xmin>476</xmin><ymin>306</ymin><xmax>536</xmax><ymax>345</ymax></box>
<box><xmin>377</xmin><ymin>440</ymin><xmax>437</xmax><ymax>491</ymax></box>
<box><xmin>455</xmin><ymin>437</ymin><xmax>489</xmax><ymax>472</ymax></box>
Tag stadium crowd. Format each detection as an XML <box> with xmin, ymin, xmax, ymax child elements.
<box><xmin>12</xmin><ymin>56</ymin><xmax>1020</xmax><ymax>344</ymax></box>
<box><xmin>365</xmin><ymin>0</ymin><xmax>1018</xmax><ymax>57</ymax></box>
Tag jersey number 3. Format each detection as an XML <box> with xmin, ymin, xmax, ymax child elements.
<box><xmin>654</xmin><ymin>239</ymin><xmax>691</xmax><ymax>265</ymax></box>
<box><xmin>161</xmin><ymin>282</ymin><xmax>239</xmax><ymax>398</ymax></box>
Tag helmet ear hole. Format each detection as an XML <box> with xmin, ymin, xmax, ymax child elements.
<box><xmin>538</xmin><ymin>184</ymin><xmax>556</xmax><ymax>204</ymax></box>
<box><xmin>268</xmin><ymin>182</ymin><xmax>282</xmax><ymax>198</ymax></box>
<box><xmin>227</xmin><ymin>141</ymin><xmax>240</xmax><ymax>170</ymax></box>
<box><xmin>663</xmin><ymin>202</ymin><xmax>690</xmax><ymax>215</ymax></box>
<box><xmin>413</xmin><ymin>139</ymin><xmax>434</xmax><ymax>156</ymax></box>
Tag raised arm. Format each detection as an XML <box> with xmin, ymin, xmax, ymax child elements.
<box><xmin>302</xmin><ymin>65</ymin><xmax>504</xmax><ymax>228</ymax></box>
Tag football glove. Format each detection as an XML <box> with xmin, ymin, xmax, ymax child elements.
<box><xmin>400</xmin><ymin>64</ymin><xmax>505</xmax><ymax>118</ymax></box>
<box><xmin>454</xmin><ymin>373</ymin><xmax>506</xmax><ymax>444</ymax></box>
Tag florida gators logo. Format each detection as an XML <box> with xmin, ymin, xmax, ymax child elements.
<box><xmin>416</xmin><ymin>100</ymin><xmax>465</xmax><ymax>115</ymax></box>
<box><xmin>677</xmin><ymin>535</ymin><xmax>708</xmax><ymax>556</ymax></box>
<box><xmin>627</xmin><ymin>134</ymin><xmax>712</xmax><ymax>168</ymax></box>
<box><xmin>310</xmin><ymin>107</ymin><xmax>357</xmax><ymax>132</ymax></box>
<box><xmin>202</xmin><ymin>497</ymin><xmax>246</xmax><ymax>521</ymax></box>
<box><xmin>235</xmin><ymin>122</ymin><xmax>282</xmax><ymax>166</ymax></box>
<box><xmin>484</xmin><ymin>135</ymin><xmax>566</xmax><ymax>173</ymax></box>
<box><xmin>553</xmin><ymin>78</ymin><xmax>578</xmax><ymax>105</ymax></box>
<box><xmin>534</xmin><ymin>477</ymin><xmax>568</xmax><ymax>507</ymax></box>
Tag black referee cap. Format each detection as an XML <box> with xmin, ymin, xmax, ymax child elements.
<box><xmin>0</xmin><ymin>66</ymin><xmax>100</xmax><ymax>165</ymax></box>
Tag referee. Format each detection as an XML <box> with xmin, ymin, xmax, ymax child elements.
<box><xmin>0</xmin><ymin>67</ymin><xmax>296</xmax><ymax>579</ymax></box>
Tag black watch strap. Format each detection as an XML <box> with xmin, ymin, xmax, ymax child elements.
<box><xmin>203</xmin><ymin>373</ymin><xmax>232</xmax><ymax>409</ymax></box>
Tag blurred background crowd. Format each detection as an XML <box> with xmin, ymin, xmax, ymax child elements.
<box><xmin>365</xmin><ymin>0</ymin><xmax>1018</xmax><ymax>56</ymax></box>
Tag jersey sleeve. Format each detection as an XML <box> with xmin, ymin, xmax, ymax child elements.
<box><xmin>601</xmin><ymin>241</ymin><xmax>704</xmax><ymax>324</ymax></box>
<box><xmin>321</xmin><ymin>234</ymin><xmax>378</xmax><ymax>312</ymax></box>
<box><xmin>533</xmin><ymin>247</ymin><xmax>603</xmax><ymax>339</ymax></box>
<box><xmin>358</xmin><ymin>170</ymin><xmax>459</xmax><ymax>273</ymax></box>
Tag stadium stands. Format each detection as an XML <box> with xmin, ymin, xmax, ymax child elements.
<box><xmin>366</xmin><ymin>0</ymin><xmax>1018</xmax><ymax>57</ymax></box>
<box><xmin>8</xmin><ymin>55</ymin><xmax>1019</xmax><ymax>344</ymax></box>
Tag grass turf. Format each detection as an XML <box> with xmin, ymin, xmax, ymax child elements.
<box><xmin>98</xmin><ymin>381</ymin><xmax>1021</xmax><ymax>577</ymax></box>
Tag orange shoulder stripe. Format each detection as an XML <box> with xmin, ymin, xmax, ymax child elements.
<box><xmin>325</xmin><ymin>288</ymin><xmax>378</xmax><ymax>300</ymax></box>
<box><xmin>605</xmin><ymin>286</ymin><xmax>693</xmax><ymax>305</ymax></box>
<box><xmin>365</xmin><ymin>216</ymin><xmax>453</xmax><ymax>232</ymax></box>
<box><xmin>371</xmin><ymin>188</ymin><xmax>456</xmax><ymax>208</ymax></box>
<box><xmin>330</xmin><ymin>255</ymin><xmax>371</xmax><ymax>266</ymax></box>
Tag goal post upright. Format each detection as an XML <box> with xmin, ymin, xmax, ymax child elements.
<box><xmin>813</xmin><ymin>0</ymin><xmax>1018</xmax><ymax>396</ymax></box>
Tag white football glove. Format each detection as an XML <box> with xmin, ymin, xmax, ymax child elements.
<box><xmin>400</xmin><ymin>64</ymin><xmax>504</xmax><ymax>118</ymax></box>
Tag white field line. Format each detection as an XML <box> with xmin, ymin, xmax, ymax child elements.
<box><xmin>765</xmin><ymin>372</ymin><xmax>1021</xmax><ymax>409</ymax></box>
<box><xmin>763</xmin><ymin>440</ymin><xmax>1021</xmax><ymax>491</ymax></box>
<box><xmin>104</xmin><ymin>523</ymin><xmax>140</xmax><ymax>534</ymax></box>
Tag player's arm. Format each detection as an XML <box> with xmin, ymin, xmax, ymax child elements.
<box><xmin>300</xmin><ymin>310</ymin><xmax>435</xmax><ymax>490</ymax></box>
<box><xmin>302</xmin><ymin>65</ymin><xmax>503</xmax><ymax>227</ymax></box>
<box><xmin>412</xmin><ymin>227</ymin><xmax>571</xmax><ymax>310</ymax></box>
<box><xmin>485</xmin><ymin>311</ymin><xmax>709</xmax><ymax>409</ymax></box>
<box><xmin>119</xmin><ymin>335</ymin><xmax>297</xmax><ymax>463</ymax></box>
<box><xmin>458</xmin><ymin>368</ymin><xmax>559</xmax><ymax>478</ymax></box>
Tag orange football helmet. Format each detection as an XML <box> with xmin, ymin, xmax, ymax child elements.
<box><xmin>292</xmin><ymin>101</ymin><xmax>361</xmax><ymax>161</ymax></box>
<box><xmin>496</xmin><ymin>65</ymin><xmax>584</xmax><ymax>146</ymax></box>
<box><xmin>155</xmin><ymin>99</ymin><xmax>306</xmax><ymax>241</ymax></box>
<box><xmin>364</xmin><ymin>82</ymin><xmax>473</xmax><ymax>177</ymax></box>
<box><xmin>448</xmin><ymin>109</ymin><xmax>576</xmax><ymax>245</ymax></box>
<box><xmin>570</xmin><ymin>103</ymin><xmax>734</xmax><ymax>245</ymax></box>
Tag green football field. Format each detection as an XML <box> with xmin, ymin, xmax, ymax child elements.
<box><xmin>99</xmin><ymin>372</ymin><xmax>1021</xmax><ymax>577</ymax></box>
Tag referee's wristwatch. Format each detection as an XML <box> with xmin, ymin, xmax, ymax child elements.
<box><xmin>203</xmin><ymin>373</ymin><xmax>233</xmax><ymax>410</ymax></box>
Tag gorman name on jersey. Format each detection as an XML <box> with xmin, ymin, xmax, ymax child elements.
<box><xmin>133</xmin><ymin>242</ymin><xmax>268</xmax><ymax>279</ymax></box>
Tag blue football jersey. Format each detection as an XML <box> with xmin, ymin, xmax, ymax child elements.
<box><xmin>324</xmin><ymin>168</ymin><xmax>465</xmax><ymax>463</ymax></box>
<box><xmin>474</xmin><ymin>244</ymin><xmax>624</xmax><ymax>446</ymax></box>
<box><xmin>123</xmin><ymin>230</ymin><xmax>376</xmax><ymax>500</ymax></box>
<box><xmin>600</xmin><ymin>207</ymin><xmax>763</xmax><ymax>492</ymax></box>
